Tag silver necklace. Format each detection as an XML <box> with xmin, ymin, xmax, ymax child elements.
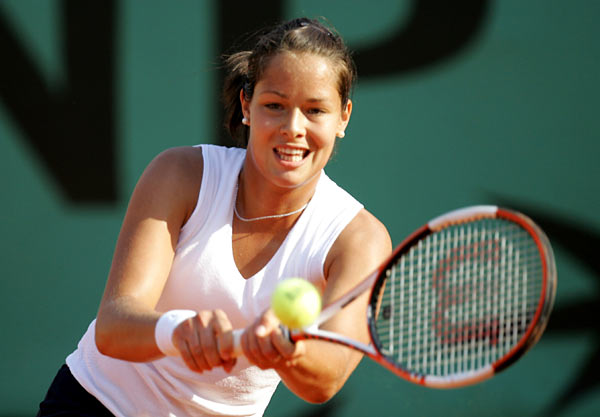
<box><xmin>233</xmin><ymin>201</ymin><xmax>309</xmax><ymax>222</ymax></box>
<box><xmin>234</xmin><ymin>182</ymin><xmax>309</xmax><ymax>222</ymax></box>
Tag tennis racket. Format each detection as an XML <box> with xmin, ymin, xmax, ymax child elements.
<box><xmin>231</xmin><ymin>205</ymin><xmax>557</xmax><ymax>388</ymax></box>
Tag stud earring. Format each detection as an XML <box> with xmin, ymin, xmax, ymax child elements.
<box><xmin>242</xmin><ymin>117</ymin><xmax>249</xmax><ymax>126</ymax></box>
<box><xmin>337</xmin><ymin>131</ymin><xmax>345</xmax><ymax>138</ymax></box>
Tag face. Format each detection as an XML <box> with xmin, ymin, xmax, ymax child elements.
<box><xmin>241</xmin><ymin>51</ymin><xmax>352</xmax><ymax>190</ymax></box>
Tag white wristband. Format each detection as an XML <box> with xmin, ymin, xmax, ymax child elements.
<box><xmin>155</xmin><ymin>309</ymin><xmax>197</xmax><ymax>356</ymax></box>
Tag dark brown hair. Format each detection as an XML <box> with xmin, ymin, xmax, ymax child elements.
<box><xmin>222</xmin><ymin>17</ymin><xmax>357</xmax><ymax>147</ymax></box>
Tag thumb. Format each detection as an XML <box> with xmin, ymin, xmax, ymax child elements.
<box><xmin>217</xmin><ymin>330</ymin><xmax>234</xmax><ymax>360</ymax></box>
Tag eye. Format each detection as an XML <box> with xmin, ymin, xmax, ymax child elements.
<box><xmin>307</xmin><ymin>107</ymin><xmax>326</xmax><ymax>115</ymax></box>
<box><xmin>265</xmin><ymin>103</ymin><xmax>283</xmax><ymax>111</ymax></box>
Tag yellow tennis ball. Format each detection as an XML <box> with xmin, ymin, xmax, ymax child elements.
<box><xmin>272</xmin><ymin>278</ymin><xmax>322</xmax><ymax>329</ymax></box>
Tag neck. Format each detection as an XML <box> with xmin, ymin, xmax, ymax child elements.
<box><xmin>235</xmin><ymin>169</ymin><xmax>317</xmax><ymax>223</ymax></box>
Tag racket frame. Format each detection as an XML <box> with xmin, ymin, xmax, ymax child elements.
<box><xmin>289</xmin><ymin>205</ymin><xmax>556</xmax><ymax>388</ymax></box>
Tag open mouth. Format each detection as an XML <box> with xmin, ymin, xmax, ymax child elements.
<box><xmin>274</xmin><ymin>146</ymin><xmax>309</xmax><ymax>163</ymax></box>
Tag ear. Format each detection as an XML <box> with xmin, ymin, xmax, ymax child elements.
<box><xmin>338</xmin><ymin>99</ymin><xmax>352</xmax><ymax>133</ymax></box>
<box><xmin>240</xmin><ymin>89</ymin><xmax>251</xmax><ymax>121</ymax></box>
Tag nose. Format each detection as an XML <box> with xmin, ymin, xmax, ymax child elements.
<box><xmin>280</xmin><ymin>108</ymin><xmax>306</xmax><ymax>138</ymax></box>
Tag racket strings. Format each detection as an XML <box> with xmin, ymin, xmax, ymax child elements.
<box><xmin>374</xmin><ymin>218</ymin><xmax>543</xmax><ymax>377</ymax></box>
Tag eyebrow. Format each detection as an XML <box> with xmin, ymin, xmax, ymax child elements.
<box><xmin>259</xmin><ymin>90</ymin><xmax>329</xmax><ymax>103</ymax></box>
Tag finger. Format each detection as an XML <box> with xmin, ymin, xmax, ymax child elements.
<box><xmin>255</xmin><ymin>324</ymin><xmax>280</xmax><ymax>363</ymax></box>
<box><xmin>216</xmin><ymin>331</ymin><xmax>233</xmax><ymax>360</ymax></box>
<box><xmin>212</xmin><ymin>311</ymin><xmax>238</xmax><ymax>372</ymax></box>
<box><xmin>196</xmin><ymin>313</ymin><xmax>223</xmax><ymax>369</ymax></box>
<box><xmin>271</xmin><ymin>326</ymin><xmax>301</xmax><ymax>360</ymax></box>
<box><xmin>242</xmin><ymin>325</ymin><xmax>268</xmax><ymax>369</ymax></box>
<box><xmin>283</xmin><ymin>340</ymin><xmax>305</xmax><ymax>367</ymax></box>
<box><xmin>190</xmin><ymin>317</ymin><xmax>214</xmax><ymax>371</ymax></box>
<box><xmin>249</xmin><ymin>311</ymin><xmax>286</xmax><ymax>367</ymax></box>
<box><xmin>212</xmin><ymin>309</ymin><xmax>235</xmax><ymax>361</ymax></box>
<box><xmin>222</xmin><ymin>357</ymin><xmax>237</xmax><ymax>373</ymax></box>
<box><xmin>260</xmin><ymin>310</ymin><xmax>292</xmax><ymax>359</ymax></box>
<box><xmin>173</xmin><ymin>339</ymin><xmax>199</xmax><ymax>372</ymax></box>
<box><xmin>172</xmin><ymin>318</ymin><xmax>206</xmax><ymax>373</ymax></box>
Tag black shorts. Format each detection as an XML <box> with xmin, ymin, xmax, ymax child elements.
<box><xmin>37</xmin><ymin>364</ymin><xmax>115</xmax><ymax>417</ymax></box>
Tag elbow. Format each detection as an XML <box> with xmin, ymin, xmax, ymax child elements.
<box><xmin>94</xmin><ymin>309</ymin><xmax>161</xmax><ymax>362</ymax></box>
<box><xmin>95</xmin><ymin>338</ymin><xmax>111</xmax><ymax>357</ymax></box>
<box><xmin>95</xmin><ymin>334</ymin><xmax>111</xmax><ymax>357</ymax></box>
<box><xmin>94</xmin><ymin>317</ymin><xmax>113</xmax><ymax>357</ymax></box>
<box><xmin>95</xmin><ymin>312</ymin><xmax>125</xmax><ymax>359</ymax></box>
<box><xmin>296</xmin><ymin>377</ymin><xmax>345</xmax><ymax>404</ymax></box>
<box><xmin>303</xmin><ymin>390</ymin><xmax>338</xmax><ymax>405</ymax></box>
<box><xmin>94</xmin><ymin>302</ymin><xmax>117</xmax><ymax>357</ymax></box>
<box><xmin>289</xmin><ymin>354</ymin><xmax>356</xmax><ymax>403</ymax></box>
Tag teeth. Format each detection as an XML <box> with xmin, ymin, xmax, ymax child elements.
<box><xmin>275</xmin><ymin>147</ymin><xmax>306</xmax><ymax>162</ymax></box>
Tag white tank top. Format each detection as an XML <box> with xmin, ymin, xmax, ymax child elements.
<box><xmin>66</xmin><ymin>144</ymin><xmax>364</xmax><ymax>417</ymax></box>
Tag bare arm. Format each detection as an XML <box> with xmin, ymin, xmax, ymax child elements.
<box><xmin>94</xmin><ymin>147</ymin><xmax>203</xmax><ymax>361</ymax></box>
<box><xmin>240</xmin><ymin>209</ymin><xmax>392</xmax><ymax>403</ymax></box>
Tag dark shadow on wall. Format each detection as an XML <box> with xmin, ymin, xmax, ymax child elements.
<box><xmin>354</xmin><ymin>0</ymin><xmax>490</xmax><ymax>78</ymax></box>
<box><xmin>0</xmin><ymin>0</ymin><xmax>118</xmax><ymax>204</ymax></box>
<box><xmin>488</xmin><ymin>197</ymin><xmax>600</xmax><ymax>417</ymax></box>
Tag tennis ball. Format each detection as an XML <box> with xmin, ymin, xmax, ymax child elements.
<box><xmin>271</xmin><ymin>278</ymin><xmax>322</xmax><ymax>329</ymax></box>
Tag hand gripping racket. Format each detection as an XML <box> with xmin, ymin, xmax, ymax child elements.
<box><xmin>232</xmin><ymin>205</ymin><xmax>557</xmax><ymax>388</ymax></box>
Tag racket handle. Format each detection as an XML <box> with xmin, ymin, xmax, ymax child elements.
<box><xmin>279</xmin><ymin>324</ymin><xmax>291</xmax><ymax>342</ymax></box>
<box><xmin>231</xmin><ymin>329</ymin><xmax>244</xmax><ymax>357</ymax></box>
<box><xmin>229</xmin><ymin>325</ymin><xmax>294</xmax><ymax>358</ymax></box>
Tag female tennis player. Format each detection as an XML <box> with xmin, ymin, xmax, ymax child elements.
<box><xmin>38</xmin><ymin>17</ymin><xmax>391</xmax><ymax>417</ymax></box>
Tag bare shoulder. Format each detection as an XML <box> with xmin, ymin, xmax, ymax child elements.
<box><xmin>325</xmin><ymin>209</ymin><xmax>392</xmax><ymax>281</ymax></box>
<box><xmin>130</xmin><ymin>146</ymin><xmax>204</xmax><ymax>224</ymax></box>
<box><xmin>343</xmin><ymin>209</ymin><xmax>391</xmax><ymax>250</ymax></box>
<box><xmin>146</xmin><ymin>146</ymin><xmax>203</xmax><ymax>182</ymax></box>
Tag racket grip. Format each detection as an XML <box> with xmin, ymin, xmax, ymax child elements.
<box><xmin>231</xmin><ymin>329</ymin><xmax>244</xmax><ymax>358</ymax></box>
<box><xmin>279</xmin><ymin>324</ymin><xmax>291</xmax><ymax>342</ymax></box>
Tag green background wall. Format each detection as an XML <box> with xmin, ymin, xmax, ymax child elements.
<box><xmin>1</xmin><ymin>1</ymin><xmax>599</xmax><ymax>416</ymax></box>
